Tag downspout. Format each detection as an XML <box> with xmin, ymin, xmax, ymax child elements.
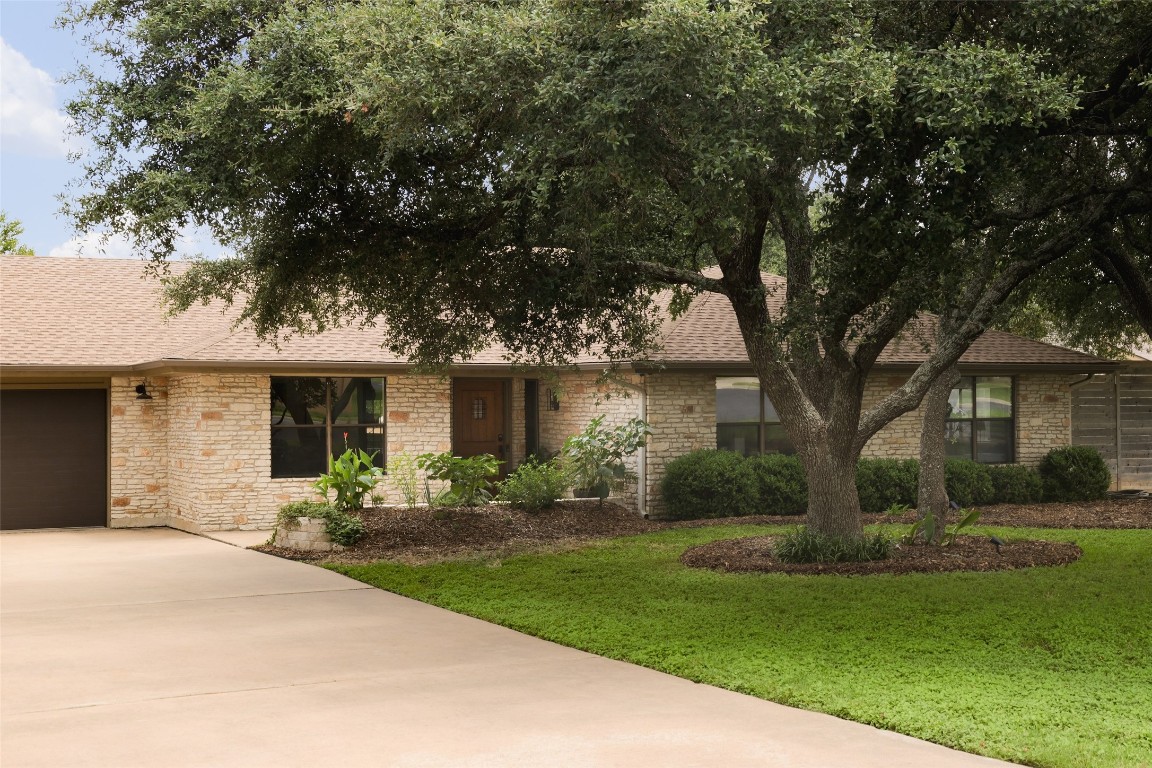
<box><xmin>615</xmin><ymin>374</ymin><xmax>649</xmax><ymax>517</ymax></box>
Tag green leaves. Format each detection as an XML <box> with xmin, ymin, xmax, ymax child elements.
<box><xmin>313</xmin><ymin>447</ymin><xmax>384</xmax><ymax>512</ymax></box>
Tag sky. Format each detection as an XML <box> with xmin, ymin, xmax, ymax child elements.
<box><xmin>0</xmin><ymin>0</ymin><xmax>225</xmax><ymax>258</ymax></box>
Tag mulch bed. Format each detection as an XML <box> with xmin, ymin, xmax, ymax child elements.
<box><xmin>252</xmin><ymin>496</ymin><xmax>1148</xmax><ymax>574</ymax></box>
<box><xmin>680</xmin><ymin>535</ymin><xmax>1083</xmax><ymax>575</ymax></box>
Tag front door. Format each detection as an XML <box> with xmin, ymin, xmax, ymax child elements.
<box><xmin>453</xmin><ymin>379</ymin><xmax>508</xmax><ymax>474</ymax></box>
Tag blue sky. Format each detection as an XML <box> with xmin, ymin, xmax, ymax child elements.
<box><xmin>1</xmin><ymin>0</ymin><xmax>224</xmax><ymax>258</ymax></box>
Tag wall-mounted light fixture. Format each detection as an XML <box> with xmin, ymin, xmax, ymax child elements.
<box><xmin>134</xmin><ymin>383</ymin><xmax>153</xmax><ymax>400</ymax></box>
<box><xmin>546</xmin><ymin>388</ymin><xmax>560</xmax><ymax>411</ymax></box>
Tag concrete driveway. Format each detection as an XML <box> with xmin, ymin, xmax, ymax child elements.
<box><xmin>1</xmin><ymin>528</ymin><xmax>1015</xmax><ymax>767</ymax></box>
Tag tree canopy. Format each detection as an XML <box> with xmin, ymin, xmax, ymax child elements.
<box><xmin>1</xmin><ymin>212</ymin><xmax>35</xmax><ymax>256</ymax></box>
<box><xmin>64</xmin><ymin>0</ymin><xmax>1152</xmax><ymax>537</ymax></box>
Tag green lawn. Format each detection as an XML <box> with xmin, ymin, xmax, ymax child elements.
<box><xmin>330</xmin><ymin>525</ymin><xmax>1152</xmax><ymax>768</ymax></box>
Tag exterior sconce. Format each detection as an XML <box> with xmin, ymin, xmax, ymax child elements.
<box><xmin>135</xmin><ymin>383</ymin><xmax>153</xmax><ymax>400</ymax></box>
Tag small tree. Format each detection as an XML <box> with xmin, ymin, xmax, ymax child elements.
<box><xmin>1</xmin><ymin>212</ymin><xmax>34</xmax><ymax>255</ymax></box>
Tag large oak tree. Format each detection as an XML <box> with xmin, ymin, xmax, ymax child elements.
<box><xmin>64</xmin><ymin>0</ymin><xmax>1151</xmax><ymax>539</ymax></box>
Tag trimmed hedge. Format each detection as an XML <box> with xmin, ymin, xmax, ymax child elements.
<box><xmin>987</xmin><ymin>464</ymin><xmax>1043</xmax><ymax>504</ymax></box>
<box><xmin>661</xmin><ymin>450</ymin><xmax>1065</xmax><ymax>520</ymax></box>
<box><xmin>944</xmin><ymin>459</ymin><xmax>994</xmax><ymax>507</ymax></box>
<box><xmin>660</xmin><ymin>449</ymin><xmax>759</xmax><ymax>520</ymax></box>
<box><xmin>855</xmin><ymin>459</ymin><xmax>919</xmax><ymax>514</ymax></box>
<box><xmin>746</xmin><ymin>454</ymin><xmax>808</xmax><ymax>516</ymax></box>
<box><xmin>1039</xmin><ymin>446</ymin><xmax>1111</xmax><ymax>501</ymax></box>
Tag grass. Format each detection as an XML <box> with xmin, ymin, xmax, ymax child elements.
<box><xmin>329</xmin><ymin>525</ymin><xmax>1152</xmax><ymax>768</ymax></box>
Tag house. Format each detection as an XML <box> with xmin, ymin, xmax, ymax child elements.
<box><xmin>0</xmin><ymin>256</ymin><xmax>1118</xmax><ymax>531</ymax></box>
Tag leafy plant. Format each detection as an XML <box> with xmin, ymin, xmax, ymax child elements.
<box><xmin>746</xmin><ymin>453</ymin><xmax>807</xmax><ymax>516</ymax></box>
<box><xmin>561</xmin><ymin>415</ymin><xmax>650</xmax><ymax>499</ymax></box>
<box><xmin>885</xmin><ymin>502</ymin><xmax>913</xmax><ymax>516</ymax></box>
<box><xmin>276</xmin><ymin>501</ymin><xmax>365</xmax><ymax>547</ymax></box>
<box><xmin>418</xmin><ymin>452</ymin><xmax>501</xmax><ymax>507</ymax></box>
<box><xmin>660</xmin><ymin>449</ymin><xmax>759</xmax><ymax>520</ymax></box>
<box><xmin>386</xmin><ymin>451</ymin><xmax>421</xmax><ymax>509</ymax></box>
<box><xmin>773</xmin><ymin>527</ymin><xmax>892</xmax><ymax>564</ymax></box>
<box><xmin>497</xmin><ymin>458</ymin><xmax>569</xmax><ymax>512</ymax></box>
<box><xmin>313</xmin><ymin>443</ymin><xmax>384</xmax><ymax>511</ymax></box>
<box><xmin>1039</xmin><ymin>446</ymin><xmax>1111</xmax><ymax>501</ymax></box>
<box><xmin>902</xmin><ymin>507</ymin><xmax>982</xmax><ymax>547</ymax></box>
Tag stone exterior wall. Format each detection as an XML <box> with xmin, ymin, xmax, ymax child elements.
<box><xmin>538</xmin><ymin>371</ymin><xmax>643</xmax><ymax>509</ymax></box>
<box><xmin>860</xmin><ymin>372</ymin><xmax>1070</xmax><ymax>465</ymax></box>
<box><xmin>104</xmin><ymin>368</ymin><xmax>1073</xmax><ymax>531</ymax></box>
<box><xmin>108</xmin><ymin>375</ymin><xmax>170</xmax><ymax>526</ymax></box>
<box><xmin>1015</xmin><ymin>374</ymin><xmax>1072</xmax><ymax>465</ymax></box>
<box><xmin>642</xmin><ymin>372</ymin><xmax>717</xmax><ymax>518</ymax></box>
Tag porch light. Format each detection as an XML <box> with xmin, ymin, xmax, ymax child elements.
<box><xmin>135</xmin><ymin>383</ymin><xmax>153</xmax><ymax>400</ymax></box>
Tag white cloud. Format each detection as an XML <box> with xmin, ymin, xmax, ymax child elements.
<box><xmin>1</xmin><ymin>37</ymin><xmax>75</xmax><ymax>157</ymax></box>
<box><xmin>48</xmin><ymin>227</ymin><xmax>230</xmax><ymax>260</ymax></box>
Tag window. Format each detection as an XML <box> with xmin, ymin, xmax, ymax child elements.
<box><xmin>716</xmin><ymin>377</ymin><xmax>793</xmax><ymax>457</ymax></box>
<box><xmin>270</xmin><ymin>377</ymin><xmax>385</xmax><ymax>478</ymax></box>
<box><xmin>945</xmin><ymin>376</ymin><xmax>1014</xmax><ymax>463</ymax></box>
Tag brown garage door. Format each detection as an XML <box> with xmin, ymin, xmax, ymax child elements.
<box><xmin>1</xmin><ymin>389</ymin><xmax>107</xmax><ymax>529</ymax></box>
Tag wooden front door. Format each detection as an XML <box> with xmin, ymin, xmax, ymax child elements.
<box><xmin>453</xmin><ymin>379</ymin><xmax>508</xmax><ymax>474</ymax></box>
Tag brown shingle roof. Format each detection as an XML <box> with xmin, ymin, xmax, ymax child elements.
<box><xmin>0</xmin><ymin>256</ymin><xmax>1113</xmax><ymax>373</ymax></box>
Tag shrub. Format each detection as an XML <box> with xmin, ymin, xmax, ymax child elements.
<box><xmin>855</xmin><ymin>459</ymin><xmax>919</xmax><ymax>514</ymax></box>
<box><xmin>944</xmin><ymin>459</ymin><xmax>994</xmax><ymax>507</ymax></box>
<box><xmin>661</xmin><ymin>449</ymin><xmax>759</xmax><ymax>520</ymax></box>
<box><xmin>773</xmin><ymin>527</ymin><xmax>892</xmax><ymax>563</ymax></box>
<box><xmin>276</xmin><ymin>501</ymin><xmax>365</xmax><ymax>547</ymax></box>
<box><xmin>497</xmin><ymin>458</ymin><xmax>569</xmax><ymax>512</ymax></box>
<box><xmin>987</xmin><ymin>464</ymin><xmax>1043</xmax><ymax>504</ymax></box>
<box><xmin>746</xmin><ymin>453</ymin><xmax>807</xmax><ymax>516</ymax></box>
<box><xmin>1039</xmin><ymin>446</ymin><xmax>1111</xmax><ymax>501</ymax></box>
<box><xmin>418</xmin><ymin>452</ymin><xmax>502</xmax><ymax>506</ymax></box>
<box><xmin>313</xmin><ymin>446</ymin><xmax>384</xmax><ymax>511</ymax></box>
<box><xmin>386</xmin><ymin>451</ymin><xmax>421</xmax><ymax>509</ymax></box>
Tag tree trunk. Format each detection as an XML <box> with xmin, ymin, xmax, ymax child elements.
<box><xmin>916</xmin><ymin>364</ymin><xmax>960</xmax><ymax>542</ymax></box>
<box><xmin>801</xmin><ymin>445</ymin><xmax>865</xmax><ymax>539</ymax></box>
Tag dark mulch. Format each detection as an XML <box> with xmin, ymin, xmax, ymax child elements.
<box><xmin>680</xmin><ymin>534</ymin><xmax>1083</xmax><ymax>575</ymax></box>
<box><xmin>252</xmin><ymin>496</ymin><xmax>1147</xmax><ymax>572</ymax></box>
<box><xmin>255</xmin><ymin>499</ymin><xmax>658</xmax><ymax>564</ymax></box>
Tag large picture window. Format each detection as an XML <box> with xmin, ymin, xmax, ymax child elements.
<box><xmin>270</xmin><ymin>377</ymin><xmax>385</xmax><ymax>478</ymax></box>
<box><xmin>716</xmin><ymin>377</ymin><xmax>793</xmax><ymax>457</ymax></box>
<box><xmin>945</xmin><ymin>376</ymin><xmax>1014</xmax><ymax>463</ymax></box>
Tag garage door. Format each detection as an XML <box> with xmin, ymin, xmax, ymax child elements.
<box><xmin>1</xmin><ymin>389</ymin><xmax>107</xmax><ymax>529</ymax></box>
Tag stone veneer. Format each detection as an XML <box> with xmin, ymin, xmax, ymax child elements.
<box><xmin>107</xmin><ymin>369</ymin><xmax>1072</xmax><ymax>530</ymax></box>
<box><xmin>111</xmin><ymin>373</ymin><xmax>455</xmax><ymax>531</ymax></box>
<box><xmin>860</xmin><ymin>372</ymin><xmax>1071</xmax><ymax>464</ymax></box>
<box><xmin>538</xmin><ymin>371</ymin><xmax>644</xmax><ymax>509</ymax></box>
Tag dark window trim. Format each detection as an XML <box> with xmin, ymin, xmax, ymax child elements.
<box><xmin>270</xmin><ymin>376</ymin><xmax>386</xmax><ymax>479</ymax></box>
<box><xmin>945</xmin><ymin>375</ymin><xmax>1016</xmax><ymax>464</ymax></box>
<box><xmin>716</xmin><ymin>377</ymin><xmax>793</xmax><ymax>456</ymax></box>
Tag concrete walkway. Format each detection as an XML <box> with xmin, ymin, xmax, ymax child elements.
<box><xmin>1</xmin><ymin>528</ymin><xmax>1016</xmax><ymax>767</ymax></box>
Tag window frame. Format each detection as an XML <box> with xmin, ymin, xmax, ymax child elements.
<box><xmin>715</xmin><ymin>377</ymin><xmax>794</xmax><ymax>457</ymax></box>
<box><xmin>270</xmin><ymin>376</ymin><xmax>386</xmax><ymax>479</ymax></box>
<box><xmin>944</xmin><ymin>375</ymin><xmax>1016</xmax><ymax>464</ymax></box>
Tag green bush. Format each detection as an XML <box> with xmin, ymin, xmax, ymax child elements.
<box><xmin>773</xmin><ymin>527</ymin><xmax>892</xmax><ymax>563</ymax></box>
<box><xmin>497</xmin><ymin>458</ymin><xmax>569</xmax><ymax>512</ymax></box>
<box><xmin>418</xmin><ymin>452</ymin><xmax>502</xmax><ymax>506</ymax></box>
<box><xmin>855</xmin><ymin>459</ymin><xmax>919</xmax><ymax>513</ymax></box>
<box><xmin>276</xmin><ymin>501</ymin><xmax>366</xmax><ymax>547</ymax></box>
<box><xmin>661</xmin><ymin>449</ymin><xmax>759</xmax><ymax>520</ymax></box>
<box><xmin>987</xmin><ymin>464</ymin><xmax>1043</xmax><ymax>504</ymax></box>
<box><xmin>746</xmin><ymin>453</ymin><xmax>807</xmax><ymax>515</ymax></box>
<box><xmin>944</xmin><ymin>459</ymin><xmax>994</xmax><ymax>507</ymax></box>
<box><xmin>1039</xmin><ymin>446</ymin><xmax>1111</xmax><ymax>501</ymax></box>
